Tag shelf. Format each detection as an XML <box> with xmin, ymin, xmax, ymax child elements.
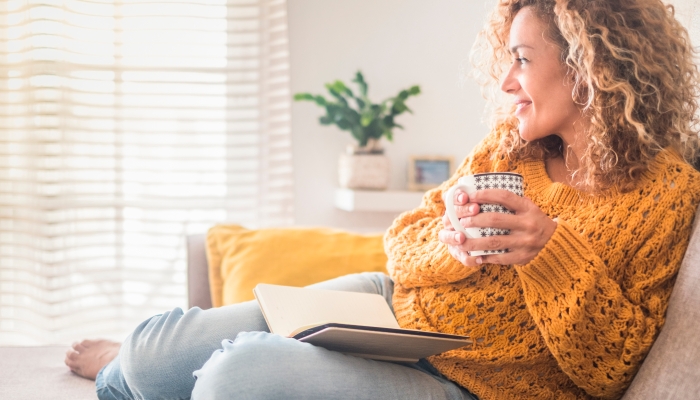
<box><xmin>334</xmin><ymin>188</ymin><xmax>425</xmax><ymax>212</ymax></box>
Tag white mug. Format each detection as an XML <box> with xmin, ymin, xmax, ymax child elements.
<box><xmin>444</xmin><ymin>172</ymin><xmax>524</xmax><ymax>257</ymax></box>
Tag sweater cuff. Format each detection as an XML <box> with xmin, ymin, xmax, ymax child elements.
<box><xmin>515</xmin><ymin>220</ymin><xmax>596</xmax><ymax>297</ymax></box>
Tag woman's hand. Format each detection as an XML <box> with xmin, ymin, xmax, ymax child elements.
<box><xmin>439</xmin><ymin>189</ymin><xmax>558</xmax><ymax>266</ymax></box>
<box><xmin>439</xmin><ymin>190</ymin><xmax>480</xmax><ymax>266</ymax></box>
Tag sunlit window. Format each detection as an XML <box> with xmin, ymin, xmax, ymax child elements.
<box><xmin>0</xmin><ymin>0</ymin><xmax>292</xmax><ymax>345</ymax></box>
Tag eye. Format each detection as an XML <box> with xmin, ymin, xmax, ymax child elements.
<box><xmin>514</xmin><ymin>57</ymin><xmax>528</xmax><ymax>64</ymax></box>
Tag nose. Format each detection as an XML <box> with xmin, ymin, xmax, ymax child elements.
<box><xmin>500</xmin><ymin>63</ymin><xmax>519</xmax><ymax>94</ymax></box>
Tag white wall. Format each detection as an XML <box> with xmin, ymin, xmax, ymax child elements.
<box><xmin>287</xmin><ymin>0</ymin><xmax>494</xmax><ymax>232</ymax></box>
<box><xmin>669</xmin><ymin>0</ymin><xmax>700</xmax><ymax>40</ymax></box>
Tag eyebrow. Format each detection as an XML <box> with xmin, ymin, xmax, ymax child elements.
<box><xmin>509</xmin><ymin>44</ymin><xmax>534</xmax><ymax>53</ymax></box>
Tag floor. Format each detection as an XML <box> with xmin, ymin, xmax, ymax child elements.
<box><xmin>0</xmin><ymin>346</ymin><xmax>97</xmax><ymax>400</ymax></box>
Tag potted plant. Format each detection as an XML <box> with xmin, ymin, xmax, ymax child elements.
<box><xmin>294</xmin><ymin>71</ymin><xmax>420</xmax><ymax>190</ymax></box>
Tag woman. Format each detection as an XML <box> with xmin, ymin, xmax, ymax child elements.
<box><xmin>66</xmin><ymin>0</ymin><xmax>700</xmax><ymax>399</ymax></box>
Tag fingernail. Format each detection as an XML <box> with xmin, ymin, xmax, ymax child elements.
<box><xmin>476</xmin><ymin>257</ymin><xmax>483</xmax><ymax>264</ymax></box>
<box><xmin>454</xmin><ymin>233</ymin><xmax>461</xmax><ymax>242</ymax></box>
<box><xmin>470</xmin><ymin>204</ymin><xmax>479</xmax><ymax>214</ymax></box>
<box><xmin>457</xmin><ymin>193</ymin><xmax>465</xmax><ymax>203</ymax></box>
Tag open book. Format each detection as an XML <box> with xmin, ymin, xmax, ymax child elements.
<box><xmin>253</xmin><ymin>283</ymin><xmax>472</xmax><ymax>363</ymax></box>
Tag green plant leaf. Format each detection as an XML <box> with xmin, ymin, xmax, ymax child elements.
<box><xmin>330</xmin><ymin>80</ymin><xmax>346</xmax><ymax>92</ymax></box>
<box><xmin>293</xmin><ymin>93</ymin><xmax>314</xmax><ymax>101</ymax></box>
<box><xmin>351</xmin><ymin>126</ymin><xmax>367</xmax><ymax>146</ymax></box>
<box><xmin>325</xmin><ymin>83</ymin><xmax>349</xmax><ymax>106</ymax></box>
<box><xmin>353</xmin><ymin>71</ymin><xmax>368</xmax><ymax>97</ymax></box>
<box><xmin>360</xmin><ymin>113</ymin><xmax>374</xmax><ymax>127</ymax></box>
<box><xmin>382</xmin><ymin>115</ymin><xmax>395</xmax><ymax>127</ymax></box>
<box><xmin>337</xmin><ymin>119</ymin><xmax>352</xmax><ymax>130</ymax></box>
<box><xmin>296</xmin><ymin>72</ymin><xmax>419</xmax><ymax>145</ymax></box>
<box><xmin>392</xmin><ymin>101</ymin><xmax>408</xmax><ymax>114</ymax></box>
<box><xmin>331</xmin><ymin>80</ymin><xmax>354</xmax><ymax>98</ymax></box>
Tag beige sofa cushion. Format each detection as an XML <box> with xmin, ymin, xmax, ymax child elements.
<box><xmin>0</xmin><ymin>346</ymin><xmax>96</xmax><ymax>400</ymax></box>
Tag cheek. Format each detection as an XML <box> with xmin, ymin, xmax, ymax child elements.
<box><xmin>516</xmin><ymin>117</ymin><xmax>538</xmax><ymax>140</ymax></box>
<box><xmin>516</xmin><ymin>104</ymin><xmax>554</xmax><ymax>141</ymax></box>
<box><xmin>530</xmin><ymin>90</ymin><xmax>572</xmax><ymax>126</ymax></box>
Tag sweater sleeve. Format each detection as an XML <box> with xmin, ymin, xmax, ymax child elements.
<box><xmin>515</xmin><ymin>197</ymin><xmax>697</xmax><ymax>399</ymax></box>
<box><xmin>384</xmin><ymin>131</ymin><xmax>506</xmax><ymax>288</ymax></box>
<box><xmin>384</xmin><ymin>185</ymin><xmax>481</xmax><ymax>288</ymax></box>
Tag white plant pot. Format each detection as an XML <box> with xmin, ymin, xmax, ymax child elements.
<box><xmin>338</xmin><ymin>153</ymin><xmax>390</xmax><ymax>190</ymax></box>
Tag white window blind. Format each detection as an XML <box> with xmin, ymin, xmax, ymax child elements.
<box><xmin>0</xmin><ymin>0</ymin><xmax>293</xmax><ymax>345</ymax></box>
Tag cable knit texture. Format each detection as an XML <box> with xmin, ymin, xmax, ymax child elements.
<box><xmin>385</xmin><ymin>131</ymin><xmax>700</xmax><ymax>400</ymax></box>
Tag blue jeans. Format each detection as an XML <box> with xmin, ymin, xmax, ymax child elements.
<box><xmin>96</xmin><ymin>272</ymin><xmax>477</xmax><ymax>400</ymax></box>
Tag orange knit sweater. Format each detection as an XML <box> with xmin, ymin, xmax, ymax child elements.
<box><xmin>385</xmin><ymin>132</ymin><xmax>700</xmax><ymax>400</ymax></box>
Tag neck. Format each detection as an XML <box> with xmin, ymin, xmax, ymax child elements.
<box><xmin>548</xmin><ymin>119</ymin><xmax>589</xmax><ymax>187</ymax></box>
<box><xmin>559</xmin><ymin>135</ymin><xmax>583</xmax><ymax>172</ymax></box>
<box><xmin>563</xmin><ymin>113</ymin><xmax>592</xmax><ymax>167</ymax></box>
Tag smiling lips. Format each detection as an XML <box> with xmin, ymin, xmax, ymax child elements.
<box><xmin>515</xmin><ymin>100</ymin><xmax>532</xmax><ymax>114</ymax></box>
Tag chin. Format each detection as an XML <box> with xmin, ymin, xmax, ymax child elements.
<box><xmin>517</xmin><ymin>127</ymin><xmax>536</xmax><ymax>142</ymax></box>
<box><xmin>517</xmin><ymin>124</ymin><xmax>548</xmax><ymax>143</ymax></box>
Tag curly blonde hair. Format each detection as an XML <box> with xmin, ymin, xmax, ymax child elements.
<box><xmin>473</xmin><ymin>0</ymin><xmax>700</xmax><ymax>192</ymax></box>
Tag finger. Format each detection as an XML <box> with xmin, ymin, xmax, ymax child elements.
<box><xmin>453</xmin><ymin>190</ymin><xmax>469</xmax><ymax>206</ymax></box>
<box><xmin>443</xmin><ymin>204</ymin><xmax>480</xmax><ymax>230</ymax></box>
<box><xmin>444</xmin><ymin>203</ymin><xmax>480</xmax><ymax>224</ymax></box>
<box><xmin>448</xmin><ymin>245</ymin><xmax>479</xmax><ymax>267</ymax></box>
<box><xmin>463</xmin><ymin>255</ymin><xmax>480</xmax><ymax>267</ymax></box>
<box><xmin>459</xmin><ymin>234</ymin><xmax>516</xmax><ymax>252</ymax></box>
<box><xmin>470</xmin><ymin>189</ymin><xmax>526</xmax><ymax>212</ymax></box>
<box><xmin>439</xmin><ymin>229</ymin><xmax>464</xmax><ymax>245</ymax></box>
<box><xmin>478</xmin><ymin>251</ymin><xmax>521</xmax><ymax>266</ymax></box>
<box><xmin>459</xmin><ymin>252</ymin><xmax>481</xmax><ymax>267</ymax></box>
<box><xmin>454</xmin><ymin>203</ymin><xmax>480</xmax><ymax>218</ymax></box>
<box><xmin>442</xmin><ymin>214</ymin><xmax>453</xmax><ymax>229</ymax></box>
<box><xmin>448</xmin><ymin>244</ymin><xmax>466</xmax><ymax>265</ymax></box>
<box><xmin>460</xmin><ymin>212</ymin><xmax>519</xmax><ymax>231</ymax></box>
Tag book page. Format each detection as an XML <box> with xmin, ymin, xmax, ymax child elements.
<box><xmin>254</xmin><ymin>284</ymin><xmax>400</xmax><ymax>337</ymax></box>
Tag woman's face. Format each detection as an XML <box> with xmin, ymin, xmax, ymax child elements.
<box><xmin>500</xmin><ymin>7</ymin><xmax>581</xmax><ymax>142</ymax></box>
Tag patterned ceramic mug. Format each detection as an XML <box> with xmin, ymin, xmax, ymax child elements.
<box><xmin>444</xmin><ymin>172</ymin><xmax>524</xmax><ymax>256</ymax></box>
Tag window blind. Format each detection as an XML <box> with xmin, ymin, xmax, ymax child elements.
<box><xmin>0</xmin><ymin>0</ymin><xmax>293</xmax><ymax>345</ymax></box>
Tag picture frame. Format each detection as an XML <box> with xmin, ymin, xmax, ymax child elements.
<box><xmin>408</xmin><ymin>155</ymin><xmax>454</xmax><ymax>191</ymax></box>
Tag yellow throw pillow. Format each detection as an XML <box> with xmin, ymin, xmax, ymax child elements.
<box><xmin>205</xmin><ymin>225</ymin><xmax>388</xmax><ymax>306</ymax></box>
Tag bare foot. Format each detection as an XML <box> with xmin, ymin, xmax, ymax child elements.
<box><xmin>65</xmin><ymin>339</ymin><xmax>121</xmax><ymax>380</ymax></box>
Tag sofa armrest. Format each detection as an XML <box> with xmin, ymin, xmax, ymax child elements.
<box><xmin>187</xmin><ymin>234</ymin><xmax>212</xmax><ymax>310</ymax></box>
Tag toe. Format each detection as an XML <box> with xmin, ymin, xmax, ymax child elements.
<box><xmin>72</xmin><ymin>341</ymin><xmax>87</xmax><ymax>353</ymax></box>
<box><xmin>65</xmin><ymin>350</ymin><xmax>78</xmax><ymax>368</ymax></box>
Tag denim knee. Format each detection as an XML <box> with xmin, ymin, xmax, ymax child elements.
<box><xmin>190</xmin><ymin>330</ymin><xmax>474</xmax><ymax>400</ymax></box>
<box><xmin>358</xmin><ymin>271</ymin><xmax>394</xmax><ymax>293</ymax></box>
<box><xmin>119</xmin><ymin>308</ymin><xmax>198</xmax><ymax>400</ymax></box>
<box><xmin>191</xmin><ymin>331</ymin><xmax>334</xmax><ymax>400</ymax></box>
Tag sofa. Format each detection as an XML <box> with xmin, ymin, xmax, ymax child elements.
<box><xmin>1</xmin><ymin>208</ymin><xmax>698</xmax><ymax>400</ymax></box>
<box><xmin>187</xmin><ymin>206</ymin><xmax>700</xmax><ymax>399</ymax></box>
